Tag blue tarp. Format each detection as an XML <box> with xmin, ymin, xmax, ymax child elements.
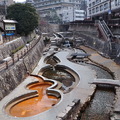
<box><xmin>2</xmin><ymin>33</ymin><xmax>15</xmax><ymax>36</ymax></box>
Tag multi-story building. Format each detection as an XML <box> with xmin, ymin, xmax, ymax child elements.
<box><xmin>33</xmin><ymin>0</ymin><xmax>85</xmax><ymax>23</ymax></box>
<box><xmin>87</xmin><ymin>0</ymin><xmax>120</xmax><ymax>20</ymax></box>
<box><xmin>26</xmin><ymin>0</ymin><xmax>34</xmax><ymax>5</ymax></box>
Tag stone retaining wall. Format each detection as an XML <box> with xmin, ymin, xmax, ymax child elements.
<box><xmin>0</xmin><ymin>36</ymin><xmax>45</xmax><ymax>100</ymax></box>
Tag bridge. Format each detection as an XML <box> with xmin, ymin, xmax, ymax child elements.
<box><xmin>89</xmin><ymin>79</ymin><xmax>120</xmax><ymax>87</ymax></box>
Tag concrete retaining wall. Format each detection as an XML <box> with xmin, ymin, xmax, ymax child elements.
<box><xmin>0</xmin><ymin>37</ymin><xmax>45</xmax><ymax>100</ymax></box>
<box><xmin>69</xmin><ymin>23</ymin><xmax>98</xmax><ymax>37</ymax></box>
<box><xmin>77</xmin><ymin>32</ymin><xmax>120</xmax><ymax>64</ymax></box>
<box><xmin>69</xmin><ymin>23</ymin><xmax>120</xmax><ymax>64</ymax></box>
<box><xmin>56</xmin><ymin>99</ymin><xmax>80</xmax><ymax>120</ymax></box>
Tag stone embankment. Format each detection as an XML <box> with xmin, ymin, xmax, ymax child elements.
<box><xmin>0</xmin><ymin>35</ymin><xmax>45</xmax><ymax>100</ymax></box>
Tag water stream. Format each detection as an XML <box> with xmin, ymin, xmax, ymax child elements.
<box><xmin>41</xmin><ymin>67</ymin><xmax>75</xmax><ymax>93</ymax></box>
<box><xmin>78</xmin><ymin>64</ymin><xmax>115</xmax><ymax>120</ymax></box>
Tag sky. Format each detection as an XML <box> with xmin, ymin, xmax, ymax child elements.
<box><xmin>13</xmin><ymin>0</ymin><xmax>26</xmax><ymax>3</ymax></box>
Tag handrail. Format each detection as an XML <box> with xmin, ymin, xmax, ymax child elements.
<box><xmin>102</xmin><ymin>20</ymin><xmax>114</xmax><ymax>37</ymax></box>
<box><xmin>96</xmin><ymin>20</ymin><xmax>114</xmax><ymax>42</ymax></box>
<box><xmin>98</xmin><ymin>20</ymin><xmax>108</xmax><ymax>41</ymax></box>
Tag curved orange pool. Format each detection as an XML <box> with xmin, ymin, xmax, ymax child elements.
<box><xmin>9</xmin><ymin>78</ymin><xmax>59</xmax><ymax>117</ymax></box>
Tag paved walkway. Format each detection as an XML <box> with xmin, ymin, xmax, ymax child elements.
<box><xmin>80</xmin><ymin>46</ymin><xmax>120</xmax><ymax>80</ymax></box>
<box><xmin>80</xmin><ymin>45</ymin><xmax>120</xmax><ymax>120</ymax></box>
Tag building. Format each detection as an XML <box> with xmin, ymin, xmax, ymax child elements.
<box><xmin>87</xmin><ymin>0</ymin><xmax>120</xmax><ymax>20</ymax></box>
<box><xmin>33</xmin><ymin>0</ymin><xmax>85</xmax><ymax>23</ymax></box>
<box><xmin>26</xmin><ymin>0</ymin><xmax>34</xmax><ymax>5</ymax></box>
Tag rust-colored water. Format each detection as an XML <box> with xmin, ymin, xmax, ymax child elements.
<box><xmin>9</xmin><ymin>78</ymin><xmax>59</xmax><ymax>117</ymax></box>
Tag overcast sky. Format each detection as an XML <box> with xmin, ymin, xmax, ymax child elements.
<box><xmin>13</xmin><ymin>0</ymin><xmax>26</xmax><ymax>3</ymax></box>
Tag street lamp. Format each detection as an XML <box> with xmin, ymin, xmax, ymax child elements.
<box><xmin>108</xmin><ymin>0</ymin><xmax>112</xmax><ymax>20</ymax></box>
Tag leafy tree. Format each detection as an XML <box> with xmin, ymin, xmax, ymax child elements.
<box><xmin>7</xmin><ymin>3</ymin><xmax>39</xmax><ymax>36</ymax></box>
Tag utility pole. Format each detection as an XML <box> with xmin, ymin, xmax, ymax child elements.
<box><xmin>4</xmin><ymin>0</ymin><xmax>7</xmax><ymax>19</ymax></box>
<box><xmin>73</xmin><ymin>4</ymin><xmax>74</xmax><ymax>21</ymax></box>
<box><xmin>108</xmin><ymin>0</ymin><xmax>111</xmax><ymax>20</ymax></box>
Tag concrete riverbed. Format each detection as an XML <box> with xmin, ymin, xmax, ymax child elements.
<box><xmin>0</xmin><ymin>45</ymin><xmax>120</xmax><ymax>120</ymax></box>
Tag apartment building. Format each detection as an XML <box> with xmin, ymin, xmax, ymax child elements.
<box><xmin>87</xmin><ymin>0</ymin><xmax>120</xmax><ymax>20</ymax></box>
<box><xmin>33</xmin><ymin>0</ymin><xmax>85</xmax><ymax>23</ymax></box>
<box><xmin>26</xmin><ymin>0</ymin><xmax>34</xmax><ymax>5</ymax></box>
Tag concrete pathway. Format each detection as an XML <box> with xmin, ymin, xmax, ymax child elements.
<box><xmin>80</xmin><ymin>45</ymin><xmax>120</xmax><ymax>120</ymax></box>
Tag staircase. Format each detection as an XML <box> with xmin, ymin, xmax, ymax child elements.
<box><xmin>96</xmin><ymin>20</ymin><xmax>117</xmax><ymax>59</ymax></box>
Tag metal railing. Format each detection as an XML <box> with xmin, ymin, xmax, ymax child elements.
<box><xmin>95</xmin><ymin>20</ymin><xmax>114</xmax><ymax>41</ymax></box>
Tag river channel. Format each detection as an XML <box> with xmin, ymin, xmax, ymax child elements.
<box><xmin>78</xmin><ymin>64</ymin><xmax>115</xmax><ymax>120</ymax></box>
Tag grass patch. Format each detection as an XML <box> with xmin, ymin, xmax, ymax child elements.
<box><xmin>11</xmin><ymin>45</ymin><xmax>24</xmax><ymax>54</ymax></box>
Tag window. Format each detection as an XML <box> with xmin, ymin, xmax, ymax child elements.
<box><xmin>92</xmin><ymin>8</ymin><xmax>95</xmax><ymax>13</ymax></box>
<box><xmin>96</xmin><ymin>7</ymin><xmax>99</xmax><ymax>12</ymax></box>
<box><xmin>89</xmin><ymin>3</ymin><xmax>91</xmax><ymax>7</ymax></box>
<box><xmin>96</xmin><ymin>0</ymin><xmax>101</xmax><ymax>4</ymax></box>
<box><xmin>92</xmin><ymin>1</ymin><xmax>95</xmax><ymax>6</ymax></box>
<box><xmin>89</xmin><ymin>10</ymin><xmax>91</xmax><ymax>14</ymax></box>
<box><xmin>118</xmin><ymin>0</ymin><xmax>120</xmax><ymax>5</ymax></box>
<box><xmin>104</xmin><ymin>3</ymin><xmax>108</xmax><ymax>10</ymax></box>
<box><xmin>115</xmin><ymin>0</ymin><xmax>117</xmax><ymax>6</ymax></box>
<box><xmin>100</xmin><ymin>5</ymin><xmax>103</xmax><ymax>11</ymax></box>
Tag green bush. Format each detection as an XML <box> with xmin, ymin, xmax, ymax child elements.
<box><xmin>11</xmin><ymin>45</ymin><xmax>24</xmax><ymax>54</ymax></box>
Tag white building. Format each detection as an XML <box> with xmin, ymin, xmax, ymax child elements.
<box><xmin>62</xmin><ymin>9</ymin><xmax>85</xmax><ymax>22</ymax></box>
<box><xmin>26</xmin><ymin>0</ymin><xmax>34</xmax><ymax>5</ymax></box>
<box><xmin>87</xmin><ymin>0</ymin><xmax>120</xmax><ymax>19</ymax></box>
<box><xmin>33</xmin><ymin>0</ymin><xmax>85</xmax><ymax>23</ymax></box>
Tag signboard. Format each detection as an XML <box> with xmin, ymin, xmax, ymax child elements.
<box><xmin>5</xmin><ymin>24</ymin><xmax>16</xmax><ymax>30</ymax></box>
<box><xmin>108</xmin><ymin>9</ymin><xmax>111</xmax><ymax>14</ymax></box>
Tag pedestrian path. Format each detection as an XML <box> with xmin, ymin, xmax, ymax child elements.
<box><xmin>80</xmin><ymin>46</ymin><xmax>120</xmax><ymax>80</ymax></box>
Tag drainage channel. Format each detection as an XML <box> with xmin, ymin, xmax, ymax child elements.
<box><xmin>78</xmin><ymin>64</ymin><xmax>115</xmax><ymax>120</ymax></box>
